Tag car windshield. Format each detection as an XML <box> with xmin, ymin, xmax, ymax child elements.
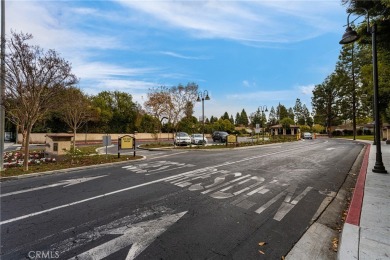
<box><xmin>193</xmin><ymin>134</ymin><xmax>203</xmax><ymax>138</ymax></box>
<box><xmin>220</xmin><ymin>132</ymin><xmax>228</xmax><ymax>135</ymax></box>
<box><xmin>177</xmin><ymin>132</ymin><xmax>189</xmax><ymax>137</ymax></box>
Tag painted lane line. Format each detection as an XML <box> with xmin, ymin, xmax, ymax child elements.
<box><xmin>0</xmin><ymin>175</ymin><xmax>107</xmax><ymax>197</ymax></box>
<box><xmin>0</xmin><ymin>176</ymin><xmax>183</xmax><ymax>226</ymax></box>
<box><xmin>148</xmin><ymin>151</ymin><xmax>188</xmax><ymax>159</ymax></box>
<box><xmin>145</xmin><ymin>165</ymin><xmax>195</xmax><ymax>175</ymax></box>
<box><xmin>0</xmin><ymin>143</ymin><xmax>325</xmax><ymax>225</ymax></box>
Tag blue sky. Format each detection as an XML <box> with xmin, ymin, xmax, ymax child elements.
<box><xmin>5</xmin><ymin>0</ymin><xmax>349</xmax><ymax>120</ymax></box>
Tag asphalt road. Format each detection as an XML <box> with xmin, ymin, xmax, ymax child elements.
<box><xmin>0</xmin><ymin>139</ymin><xmax>364</xmax><ymax>260</ymax></box>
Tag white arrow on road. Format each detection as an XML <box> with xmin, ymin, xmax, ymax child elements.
<box><xmin>69</xmin><ymin>211</ymin><xmax>187</xmax><ymax>260</ymax></box>
<box><xmin>0</xmin><ymin>175</ymin><xmax>107</xmax><ymax>197</ymax></box>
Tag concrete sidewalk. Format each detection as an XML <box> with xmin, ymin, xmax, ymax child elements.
<box><xmin>338</xmin><ymin>141</ymin><xmax>390</xmax><ymax>259</ymax></box>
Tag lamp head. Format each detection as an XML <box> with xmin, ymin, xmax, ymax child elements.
<box><xmin>339</xmin><ymin>26</ymin><xmax>359</xmax><ymax>44</ymax></box>
<box><xmin>196</xmin><ymin>95</ymin><xmax>201</xmax><ymax>102</ymax></box>
<box><xmin>205</xmin><ymin>93</ymin><xmax>210</xmax><ymax>100</ymax></box>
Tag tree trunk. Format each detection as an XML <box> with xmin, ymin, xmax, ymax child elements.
<box><xmin>23</xmin><ymin>129</ymin><xmax>30</xmax><ymax>171</ymax></box>
<box><xmin>73</xmin><ymin>128</ymin><xmax>77</xmax><ymax>152</ymax></box>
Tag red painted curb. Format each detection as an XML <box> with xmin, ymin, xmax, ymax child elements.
<box><xmin>345</xmin><ymin>144</ymin><xmax>370</xmax><ymax>226</ymax></box>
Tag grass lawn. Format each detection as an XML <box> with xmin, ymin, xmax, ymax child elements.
<box><xmin>334</xmin><ymin>135</ymin><xmax>375</xmax><ymax>141</ymax></box>
<box><xmin>1</xmin><ymin>145</ymin><xmax>142</xmax><ymax>178</ymax></box>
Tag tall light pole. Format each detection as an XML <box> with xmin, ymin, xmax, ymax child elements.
<box><xmin>0</xmin><ymin>0</ymin><xmax>6</xmax><ymax>171</ymax></box>
<box><xmin>340</xmin><ymin>9</ymin><xmax>387</xmax><ymax>173</ymax></box>
<box><xmin>351</xmin><ymin>42</ymin><xmax>356</xmax><ymax>141</ymax></box>
<box><xmin>196</xmin><ymin>90</ymin><xmax>210</xmax><ymax>145</ymax></box>
<box><xmin>259</xmin><ymin>105</ymin><xmax>268</xmax><ymax>141</ymax></box>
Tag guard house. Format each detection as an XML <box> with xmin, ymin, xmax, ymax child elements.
<box><xmin>45</xmin><ymin>134</ymin><xmax>74</xmax><ymax>157</ymax></box>
<box><xmin>270</xmin><ymin>124</ymin><xmax>300</xmax><ymax>136</ymax></box>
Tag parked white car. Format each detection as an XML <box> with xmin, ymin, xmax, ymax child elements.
<box><xmin>174</xmin><ymin>132</ymin><xmax>191</xmax><ymax>146</ymax></box>
<box><xmin>190</xmin><ymin>134</ymin><xmax>208</xmax><ymax>145</ymax></box>
<box><xmin>303</xmin><ymin>132</ymin><xmax>313</xmax><ymax>139</ymax></box>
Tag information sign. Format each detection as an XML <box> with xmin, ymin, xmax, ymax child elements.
<box><xmin>121</xmin><ymin>136</ymin><xmax>133</xmax><ymax>149</ymax></box>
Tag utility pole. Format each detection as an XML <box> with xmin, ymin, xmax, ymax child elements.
<box><xmin>0</xmin><ymin>0</ymin><xmax>6</xmax><ymax>171</ymax></box>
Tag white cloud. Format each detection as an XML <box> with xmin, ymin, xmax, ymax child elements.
<box><xmin>72</xmin><ymin>61</ymin><xmax>158</xmax><ymax>80</ymax></box>
<box><xmin>115</xmin><ymin>0</ymin><xmax>344</xmax><ymax>44</ymax></box>
<box><xmin>159</xmin><ymin>51</ymin><xmax>210</xmax><ymax>60</ymax></box>
<box><xmin>299</xmin><ymin>84</ymin><xmax>315</xmax><ymax>95</ymax></box>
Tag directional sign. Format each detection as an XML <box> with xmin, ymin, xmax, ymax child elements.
<box><xmin>0</xmin><ymin>175</ymin><xmax>107</xmax><ymax>197</ymax></box>
<box><xmin>64</xmin><ymin>211</ymin><xmax>187</xmax><ymax>260</ymax></box>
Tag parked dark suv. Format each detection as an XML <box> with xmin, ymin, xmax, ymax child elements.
<box><xmin>212</xmin><ymin>131</ymin><xmax>229</xmax><ymax>142</ymax></box>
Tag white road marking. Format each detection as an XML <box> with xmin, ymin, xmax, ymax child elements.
<box><xmin>326</xmin><ymin>147</ymin><xmax>336</xmax><ymax>151</ymax></box>
<box><xmin>0</xmin><ymin>175</ymin><xmax>107</xmax><ymax>197</ymax></box>
<box><xmin>148</xmin><ymin>151</ymin><xmax>188</xmax><ymax>159</ymax></box>
<box><xmin>0</xmin><ymin>144</ymin><xmax>323</xmax><ymax>225</ymax></box>
<box><xmin>68</xmin><ymin>211</ymin><xmax>187</xmax><ymax>260</ymax></box>
<box><xmin>255</xmin><ymin>192</ymin><xmax>286</xmax><ymax>214</ymax></box>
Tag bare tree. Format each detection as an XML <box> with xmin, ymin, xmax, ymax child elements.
<box><xmin>4</xmin><ymin>32</ymin><xmax>77</xmax><ymax>170</ymax></box>
<box><xmin>59</xmin><ymin>87</ymin><xmax>93</xmax><ymax>151</ymax></box>
<box><xmin>169</xmin><ymin>83</ymin><xmax>198</xmax><ymax>131</ymax></box>
<box><xmin>144</xmin><ymin>86</ymin><xmax>173</xmax><ymax>124</ymax></box>
<box><xmin>144</xmin><ymin>83</ymin><xmax>198</xmax><ymax>132</ymax></box>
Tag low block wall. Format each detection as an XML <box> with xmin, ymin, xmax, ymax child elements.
<box><xmin>17</xmin><ymin>133</ymin><xmax>175</xmax><ymax>144</ymax></box>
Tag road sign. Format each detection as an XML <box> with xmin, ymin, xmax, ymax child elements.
<box><xmin>118</xmin><ymin>135</ymin><xmax>136</xmax><ymax>157</ymax></box>
<box><xmin>121</xmin><ymin>136</ymin><xmax>133</xmax><ymax>149</ymax></box>
<box><xmin>227</xmin><ymin>134</ymin><xmax>237</xmax><ymax>143</ymax></box>
<box><xmin>102</xmin><ymin>135</ymin><xmax>111</xmax><ymax>146</ymax></box>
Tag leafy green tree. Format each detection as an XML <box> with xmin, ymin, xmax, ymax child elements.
<box><xmin>235</xmin><ymin>112</ymin><xmax>240</xmax><ymax>125</ymax></box>
<box><xmin>312</xmin><ymin>73</ymin><xmax>344</xmax><ymax>135</ymax></box>
<box><xmin>288</xmin><ymin>108</ymin><xmax>295</xmax><ymax>121</ymax></box>
<box><xmin>229</xmin><ymin>115</ymin><xmax>234</xmax><ymax>125</ymax></box>
<box><xmin>138</xmin><ymin>114</ymin><xmax>160</xmax><ymax>133</ymax></box>
<box><xmin>239</xmin><ymin>109</ymin><xmax>249</xmax><ymax>126</ymax></box>
<box><xmin>312</xmin><ymin>124</ymin><xmax>325</xmax><ymax>133</ymax></box>
<box><xmin>210</xmin><ymin>116</ymin><xmax>218</xmax><ymax>124</ymax></box>
<box><xmin>341</xmin><ymin>0</ymin><xmax>390</xmax><ymax>124</ymax></box>
<box><xmin>91</xmin><ymin>91</ymin><xmax>138</xmax><ymax>133</ymax></box>
<box><xmin>268</xmin><ymin>106</ymin><xmax>277</xmax><ymax>126</ymax></box>
<box><xmin>221</xmin><ymin>112</ymin><xmax>229</xmax><ymax>120</ymax></box>
<box><xmin>177</xmin><ymin>116</ymin><xmax>198</xmax><ymax>134</ymax></box>
<box><xmin>250</xmin><ymin>108</ymin><xmax>262</xmax><ymax>127</ymax></box>
<box><xmin>280</xmin><ymin>117</ymin><xmax>295</xmax><ymax>130</ymax></box>
<box><xmin>302</xmin><ymin>104</ymin><xmax>313</xmax><ymax>127</ymax></box>
<box><xmin>293</xmin><ymin>98</ymin><xmax>304</xmax><ymax>124</ymax></box>
<box><xmin>276</xmin><ymin>104</ymin><xmax>288</xmax><ymax>121</ymax></box>
<box><xmin>212</xmin><ymin>119</ymin><xmax>235</xmax><ymax>133</ymax></box>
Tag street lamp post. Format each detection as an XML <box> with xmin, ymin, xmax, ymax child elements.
<box><xmin>340</xmin><ymin>9</ymin><xmax>387</xmax><ymax>173</ymax></box>
<box><xmin>196</xmin><ymin>90</ymin><xmax>210</xmax><ymax>145</ymax></box>
<box><xmin>258</xmin><ymin>105</ymin><xmax>268</xmax><ymax>141</ymax></box>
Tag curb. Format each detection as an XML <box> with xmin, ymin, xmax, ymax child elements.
<box><xmin>0</xmin><ymin>156</ymin><xmax>146</xmax><ymax>182</ymax></box>
<box><xmin>337</xmin><ymin>144</ymin><xmax>371</xmax><ymax>260</ymax></box>
<box><xmin>345</xmin><ymin>145</ymin><xmax>370</xmax><ymax>225</ymax></box>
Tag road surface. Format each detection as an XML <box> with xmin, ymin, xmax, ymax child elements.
<box><xmin>0</xmin><ymin>139</ymin><xmax>363</xmax><ymax>259</ymax></box>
